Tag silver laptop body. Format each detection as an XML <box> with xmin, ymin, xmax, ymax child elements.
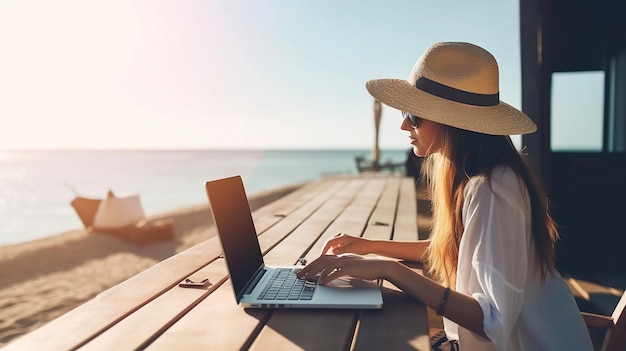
<box><xmin>205</xmin><ymin>175</ymin><xmax>383</xmax><ymax>309</ymax></box>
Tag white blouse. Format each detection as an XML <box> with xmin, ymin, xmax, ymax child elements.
<box><xmin>443</xmin><ymin>166</ymin><xmax>593</xmax><ymax>351</ymax></box>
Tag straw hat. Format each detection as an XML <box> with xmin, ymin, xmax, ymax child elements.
<box><xmin>366</xmin><ymin>42</ymin><xmax>537</xmax><ymax>135</ymax></box>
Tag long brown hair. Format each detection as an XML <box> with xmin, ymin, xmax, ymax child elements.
<box><xmin>424</xmin><ymin>125</ymin><xmax>558</xmax><ymax>286</ymax></box>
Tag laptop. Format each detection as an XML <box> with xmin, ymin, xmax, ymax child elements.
<box><xmin>205</xmin><ymin>175</ymin><xmax>383</xmax><ymax>309</ymax></box>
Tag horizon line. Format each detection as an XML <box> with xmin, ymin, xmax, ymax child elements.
<box><xmin>0</xmin><ymin>147</ymin><xmax>410</xmax><ymax>152</ymax></box>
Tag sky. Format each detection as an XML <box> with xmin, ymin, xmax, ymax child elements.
<box><xmin>0</xmin><ymin>0</ymin><xmax>603</xmax><ymax>151</ymax></box>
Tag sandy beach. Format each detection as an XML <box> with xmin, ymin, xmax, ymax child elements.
<box><xmin>0</xmin><ymin>183</ymin><xmax>304</xmax><ymax>347</ymax></box>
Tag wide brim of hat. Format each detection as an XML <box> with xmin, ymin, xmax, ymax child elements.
<box><xmin>366</xmin><ymin>79</ymin><xmax>537</xmax><ymax>135</ymax></box>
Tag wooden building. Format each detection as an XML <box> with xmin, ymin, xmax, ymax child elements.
<box><xmin>520</xmin><ymin>0</ymin><xmax>626</xmax><ymax>277</ymax></box>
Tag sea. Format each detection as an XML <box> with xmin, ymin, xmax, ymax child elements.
<box><xmin>0</xmin><ymin>149</ymin><xmax>408</xmax><ymax>247</ymax></box>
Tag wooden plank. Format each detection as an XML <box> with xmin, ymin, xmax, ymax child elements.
<box><xmin>303</xmin><ymin>178</ymin><xmax>384</xmax><ymax>260</ymax></box>
<box><xmin>393</xmin><ymin>177</ymin><xmax>419</xmax><ymax>241</ymax></box>
<box><xmin>353</xmin><ymin>178</ymin><xmax>429</xmax><ymax>351</ymax></box>
<box><xmin>249</xmin><ymin>309</ymin><xmax>358</xmax><ymax>351</ymax></box>
<box><xmin>145</xmin><ymin>280</ymin><xmax>269</xmax><ymax>351</ymax></box>
<box><xmin>335</xmin><ymin>178</ymin><xmax>386</xmax><ymax>236</ymax></box>
<box><xmin>252</xmin><ymin>179</ymin><xmax>330</xmax><ymax>231</ymax></box>
<box><xmin>257</xmin><ymin>179</ymin><xmax>347</xmax><ymax>255</ymax></box>
<box><xmin>79</xmin><ymin>260</ymin><xmax>229</xmax><ymax>351</ymax></box>
<box><xmin>362</xmin><ymin>177</ymin><xmax>400</xmax><ymax>241</ymax></box>
<box><xmin>354</xmin><ymin>284</ymin><xmax>430</xmax><ymax>351</ymax></box>
<box><xmin>263</xmin><ymin>178</ymin><xmax>366</xmax><ymax>266</ymax></box>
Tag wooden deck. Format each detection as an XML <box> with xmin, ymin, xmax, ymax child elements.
<box><xmin>5</xmin><ymin>174</ymin><xmax>432</xmax><ymax>351</ymax></box>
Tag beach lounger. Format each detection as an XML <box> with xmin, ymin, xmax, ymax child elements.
<box><xmin>70</xmin><ymin>191</ymin><xmax>174</xmax><ymax>245</ymax></box>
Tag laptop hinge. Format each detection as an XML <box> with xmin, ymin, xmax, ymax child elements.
<box><xmin>241</xmin><ymin>266</ymin><xmax>267</xmax><ymax>298</ymax></box>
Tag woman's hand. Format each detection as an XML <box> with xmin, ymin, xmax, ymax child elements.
<box><xmin>298</xmin><ymin>244</ymin><xmax>488</xmax><ymax>339</ymax></box>
<box><xmin>324</xmin><ymin>233</ymin><xmax>430</xmax><ymax>262</ymax></box>
<box><xmin>295</xmin><ymin>254</ymin><xmax>393</xmax><ymax>285</ymax></box>
<box><xmin>322</xmin><ymin>233</ymin><xmax>373</xmax><ymax>255</ymax></box>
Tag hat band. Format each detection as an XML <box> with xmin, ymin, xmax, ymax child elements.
<box><xmin>415</xmin><ymin>77</ymin><xmax>499</xmax><ymax>106</ymax></box>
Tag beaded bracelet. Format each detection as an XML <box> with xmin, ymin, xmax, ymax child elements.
<box><xmin>436</xmin><ymin>287</ymin><xmax>451</xmax><ymax>316</ymax></box>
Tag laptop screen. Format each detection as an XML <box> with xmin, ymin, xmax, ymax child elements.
<box><xmin>205</xmin><ymin>176</ymin><xmax>265</xmax><ymax>301</ymax></box>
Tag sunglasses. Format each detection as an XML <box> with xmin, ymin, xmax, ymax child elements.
<box><xmin>402</xmin><ymin>111</ymin><xmax>422</xmax><ymax>129</ymax></box>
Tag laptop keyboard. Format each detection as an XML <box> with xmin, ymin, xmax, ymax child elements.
<box><xmin>258</xmin><ymin>268</ymin><xmax>318</xmax><ymax>300</ymax></box>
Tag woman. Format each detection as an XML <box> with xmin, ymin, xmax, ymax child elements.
<box><xmin>297</xmin><ymin>42</ymin><xmax>592</xmax><ymax>350</ymax></box>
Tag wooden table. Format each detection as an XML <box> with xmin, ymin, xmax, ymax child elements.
<box><xmin>6</xmin><ymin>174</ymin><xmax>430</xmax><ymax>351</ymax></box>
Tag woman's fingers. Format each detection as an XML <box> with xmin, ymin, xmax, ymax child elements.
<box><xmin>322</xmin><ymin>233</ymin><xmax>347</xmax><ymax>254</ymax></box>
<box><xmin>323</xmin><ymin>233</ymin><xmax>365</xmax><ymax>255</ymax></box>
<box><xmin>296</xmin><ymin>255</ymin><xmax>330</xmax><ymax>278</ymax></box>
<box><xmin>296</xmin><ymin>255</ymin><xmax>342</xmax><ymax>279</ymax></box>
<box><xmin>296</xmin><ymin>254</ymin><xmax>369</xmax><ymax>285</ymax></box>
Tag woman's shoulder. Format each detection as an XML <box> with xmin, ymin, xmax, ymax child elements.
<box><xmin>464</xmin><ymin>166</ymin><xmax>530</xmax><ymax>217</ymax></box>
<box><xmin>465</xmin><ymin>166</ymin><xmax>525</xmax><ymax>197</ymax></box>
